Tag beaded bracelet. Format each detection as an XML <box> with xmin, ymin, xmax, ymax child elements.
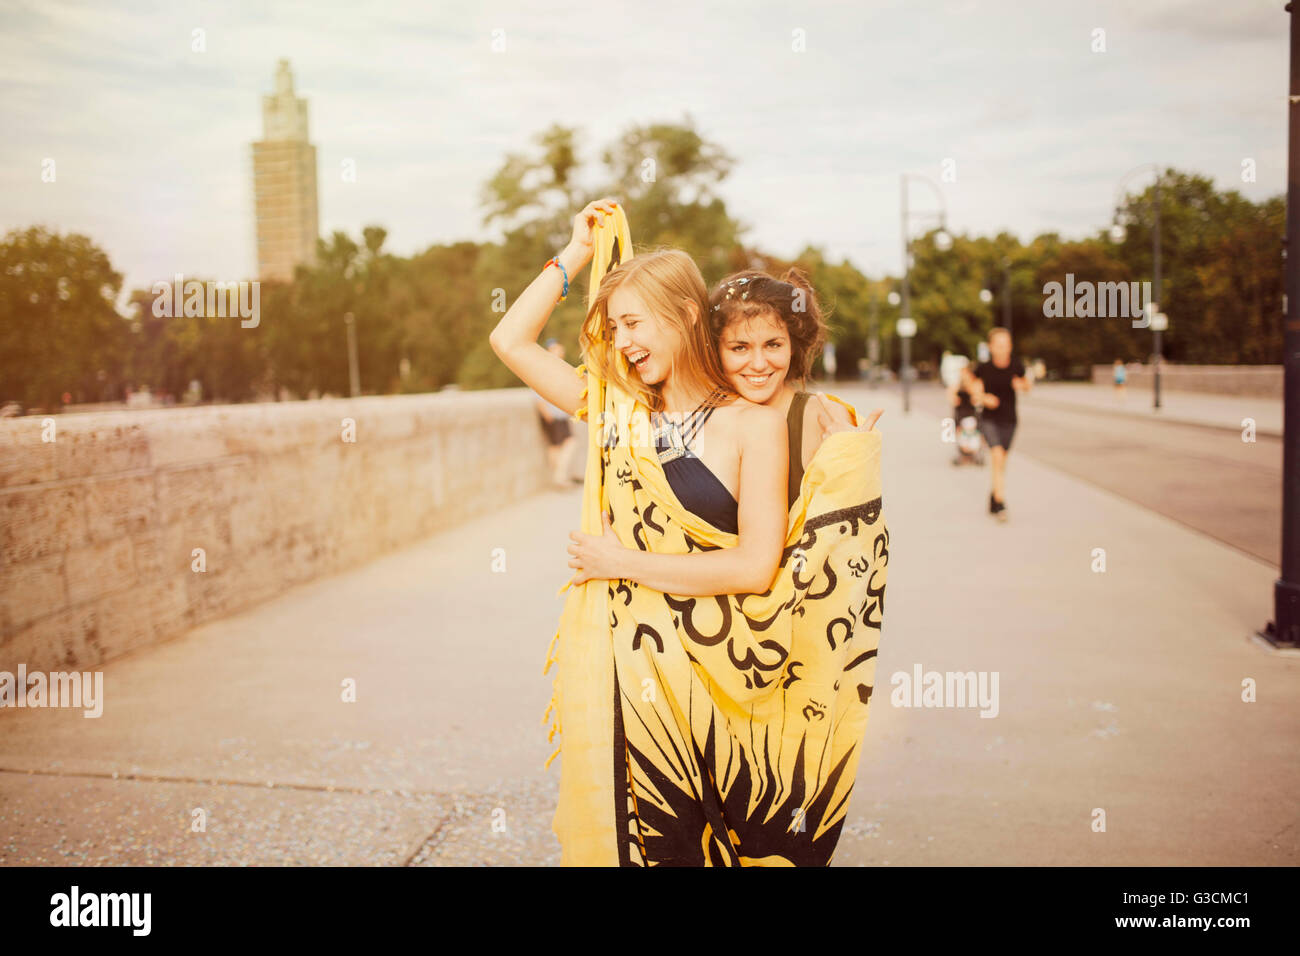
<box><xmin>545</xmin><ymin>256</ymin><xmax>569</xmax><ymax>302</ymax></box>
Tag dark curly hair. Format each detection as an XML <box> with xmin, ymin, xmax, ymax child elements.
<box><xmin>706</xmin><ymin>267</ymin><xmax>827</xmax><ymax>384</ymax></box>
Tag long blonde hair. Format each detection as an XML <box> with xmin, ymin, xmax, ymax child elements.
<box><xmin>578</xmin><ymin>248</ymin><xmax>734</xmax><ymax>413</ymax></box>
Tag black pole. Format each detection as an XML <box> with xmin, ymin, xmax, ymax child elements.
<box><xmin>1153</xmin><ymin>175</ymin><xmax>1163</xmax><ymax>410</ymax></box>
<box><xmin>869</xmin><ymin>286</ymin><xmax>880</xmax><ymax>384</ymax></box>
<box><xmin>1265</xmin><ymin>2</ymin><xmax>1300</xmax><ymax>648</ymax></box>
<box><xmin>900</xmin><ymin>174</ymin><xmax>912</xmax><ymax>413</ymax></box>
<box><xmin>1002</xmin><ymin>257</ymin><xmax>1012</xmax><ymax>335</ymax></box>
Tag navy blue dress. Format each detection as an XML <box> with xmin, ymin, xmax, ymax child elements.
<box><xmin>652</xmin><ymin>388</ymin><xmax>739</xmax><ymax>534</ymax></box>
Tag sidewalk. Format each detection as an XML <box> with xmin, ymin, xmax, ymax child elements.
<box><xmin>0</xmin><ymin>489</ymin><xmax>575</xmax><ymax>866</ymax></box>
<box><xmin>828</xmin><ymin>383</ymin><xmax>1295</xmax><ymax>866</ymax></box>
<box><xmin>1026</xmin><ymin>381</ymin><xmax>1282</xmax><ymax>437</ymax></box>
<box><xmin>1</xmin><ymin>385</ymin><xmax>1296</xmax><ymax>865</ymax></box>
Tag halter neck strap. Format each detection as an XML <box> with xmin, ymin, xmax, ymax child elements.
<box><xmin>654</xmin><ymin>386</ymin><xmax>729</xmax><ymax>451</ymax></box>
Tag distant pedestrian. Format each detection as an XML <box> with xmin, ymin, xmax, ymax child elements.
<box><xmin>1112</xmin><ymin>358</ymin><xmax>1127</xmax><ymax>392</ymax></box>
<box><xmin>970</xmin><ymin>327</ymin><xmax>1030</xmax><ymax>521</ymax></box>
<box><xmin>537</xmin><ymin>338</ymin><xmax>579</xmax><ymax>488</ymax></box>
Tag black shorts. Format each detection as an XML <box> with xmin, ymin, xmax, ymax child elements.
<box><xmin>543</xmin><ymin>416</ymin><xmax>572</xmax><ymax>446</ymax></box>
<box><xmin>979</xmin><ymin>416</ymin><xmax>1017</xmax><ymax>451</ymax></box>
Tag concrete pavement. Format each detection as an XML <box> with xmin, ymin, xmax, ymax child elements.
<box><xmin>1</xmin><ymin>383</ymin><xmax>1296</xmax><ymax>865</ymax></box>
<box><xmin>828</xmin><ymin>383</ymin><xmax>1296</xmax><ymax>865</ymax></box>
<box><xmin>914</xmin><ymin>382</ymin><xmax>1282</xmax><ymax>566</ymax></box>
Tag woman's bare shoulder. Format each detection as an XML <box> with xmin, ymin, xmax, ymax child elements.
<box><xmin>710</xmin><ymin>394</ymin><xmax>780</xmax><ymax>428</ymax></box>
<box><xmin>727</xmin><ymin>401</ymin><xmax>784</xmax><ymax>452</ymax></box>
<box><xmin>724</xmin><ymin>394</ymin><xmax>782</xmax><ymax>421</ymax></box>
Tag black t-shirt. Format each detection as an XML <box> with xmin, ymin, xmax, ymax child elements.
<box><xmin>975</xmin><ymin>359</ymin><xmax>1025</xmax><ymax>422</ymax></box>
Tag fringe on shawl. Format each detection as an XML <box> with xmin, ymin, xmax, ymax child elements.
<box><xmin>541</xmin><ymin>628</ymin><xmax>562</xmax><ymax>770</ymax></box>
<box><xmin>541</xmin><ymin>360</ymin><xmax>591</xmax><ymax>770</ymax></box>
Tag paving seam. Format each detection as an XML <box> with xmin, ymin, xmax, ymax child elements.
<box><xmin>401</xmin><ymin>815</ymin><xmax>454</xmax><ymax>866</ymax></box>
<box><xmin>0</xmin><ymin>765</ymin><xmax>462</xmax><ymax>798</ymax></box>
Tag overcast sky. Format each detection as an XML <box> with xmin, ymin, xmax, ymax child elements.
<box><xmin>0</xmin><ymin>0</ymin><xmax>1287</xmax><ymax>304</ymax></box>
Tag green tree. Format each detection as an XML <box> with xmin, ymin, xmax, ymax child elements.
<box><xmin>0</xmin><ymin>227</ymin><xmax>126</xmax><ymax>408</ymax></box>
<box><xmin>1109</xmin><ymin>169</ymin><xmax>1283</xmax><ymax>366</ymax></box>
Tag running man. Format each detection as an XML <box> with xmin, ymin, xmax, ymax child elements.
<box><xmin>970</xmin><ymin>327</ymin><xmax>1031</xmax><ymax>520</ymax></box>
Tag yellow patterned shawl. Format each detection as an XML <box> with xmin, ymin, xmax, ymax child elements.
<box><xmin>541</xmin><ymin>209</ymin><xmax>889</xmax><ymax>866</ymax></box>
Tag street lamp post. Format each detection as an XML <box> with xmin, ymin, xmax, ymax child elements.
<box><xmin>1112</xmin><ymin>164</ymin><xmax>1164</xmax><ymax>409</ymax></box>
<box><xmin>887</xmin><ymin>288</ymin><xmax>901</xmax><ymax>389</ymax></box>
<box><xmin>897</xmin><ymin>318</ymin><xmax>917</xmax><ymax>411</ymax></box>
<box><xmin>899</xmin><ymin>172</ymin><xmax>951</xmax><ymax>414</ymax></box>
<box><xmin>1262</xmin><ymin>1</ymin><xmax>1300</xmax><ymax>649</ymax></box>
<box><xmin>344</xmin><ymin>311</ymin><xmax>360</xmax><ymax>398</ymax></box>
<box><xmin>982</xmin><ymin>257</ymin><xmax>1014</xmax><ymax>335</ymax></box>
<box><xmin>868</xmin><ymin>285</ymin><xmax>880</xmax><ymax>384</ymax></box>
<box><xmin>1001</xmin><ymin>256</ymin><xmax>1013</xmax><ymax>335</ymax></box>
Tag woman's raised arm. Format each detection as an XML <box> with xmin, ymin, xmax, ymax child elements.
<box><xmin>488</xmin><ymin>198</ymin><xmax>619</xmax><ymax>415</ymax></box>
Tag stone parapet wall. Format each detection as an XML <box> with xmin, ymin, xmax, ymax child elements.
<box><xmin>0</xmin><ymin>389</ymin><xmax>551</xmax><ymax>673</ymax></box>
<box><xmin>1091</xmin><ymin>364</ymin><xmax>1282</xmax><ymax>398</ymax></box>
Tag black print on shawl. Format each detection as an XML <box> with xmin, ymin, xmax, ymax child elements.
<box><xmin>729</xmin><ymin>639</ymin><xmax>787</xmax><ymax>690</ymax></box>
<box><xmin>843</xmin><ymin>647</ymin><xmax>878</xmax><ymax>673</ymax></box>
<box><xmin>642</xmin><ymin>501</ymin><xmax>665</xmax><ymax>537</ymax></box>
<box><xmin>601</xmin><ymin>417</ymin><xmax>620</xmax><ymax>453</ymax></box>
<box><xmin>632</xmin><ymin>622</ymin><xmax>665</xmax><ymax>653</ymax></box>
<box><xmin>825</xmin><ymin>615</ymin><xmax>853</xmax><ymax>651</ymax></box>
<box><xmin>623</xmin><ymin>501</ymin><xmax>665</xmax><ymax>555</ymax></box>
<box><xmin>781</xmin><ymin>510</ymin><xmax>889</xmax><ymax>634</ymax></box>
<box><xmin>805</xmin><ymin>497</ymin><xmax>883</xmax><ymax>534</ymax></box>
<box><xmin>600</xmin><ymin>415</ymin><xmax>619</xmax><ymax>487</ymax></box>
<box><xmin>803</xmin><ymin>559</ymin><xmax>837</xmax><ymax>601</ymax></box>
<box><xmin>735</xmin><ymin>591</ymin><xmax>797</xmax><ymax>632</ymax></box>
<box><xmin>665</xmin><ymin>593</ymin><xmax>787</xmax><ymax>690</ymax></box>
<box><xmin>782</xmin><ymin>496</ymin><xmax>883</xmax><ymax>565</ymax></box>
<box><xmin>608</xmin><ymin>491</ymin><xmax>649</xmax><ymax>553</ymax></box>
<box><xmin>618</xmin><ymin>708</ymin><xmax>853</xmax><ymax>866</ymax></box>
<box><xmin>860</xmin><ymin>527</ymin><xmax>889</xmax><ymax>630</ymax></box>
<box><xmin>612</xmin><ymin>668</ymin><xmax>645</xmax><ymax>866</ymax></box>
<box><xmin>683</xmin><ymin>535</ymin><xmax>721</xmax><ymax>554</ymax></box>
<box><xmin>802</xmin><ymin>698</ymin><xmax>826</xmax><ymax>721</ymax></box>
<box><xmin>664</xmin><ymin>593</ymin><xmax>730</xmax><ymax>647</ymax></box>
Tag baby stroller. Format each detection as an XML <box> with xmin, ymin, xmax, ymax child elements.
<box><xmin>953</xmin><ymin>412</ymin><xmax>985</xmax><ymax>466</ymax></box>
<box><xmin>944</xmin><ymin>357</ymin><xmax>985</xmax><ymax>466</ymax></box>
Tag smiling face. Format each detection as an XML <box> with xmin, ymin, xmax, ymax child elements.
<box><xmin>718</xmin><ymin>309</ymin><xmax>792</xmax><ymax>404</ymax></box>
<box><xmin>606</xmin><ymin>285</ymin><xmax>682</xmax><ymax>387</ymax></box>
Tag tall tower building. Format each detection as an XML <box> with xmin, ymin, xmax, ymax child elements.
<box><xmin>252</xmin><ymin>59</ymin><xmax>319</xmax><ymax>281</ymax></box>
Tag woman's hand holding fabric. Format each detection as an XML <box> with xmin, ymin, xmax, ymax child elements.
<box><xmin>562</xmin><ymin>198</ymin><xmax>619</xmax><ymax>274</ymax></box>
<box><xmin>566</xmin><ymin>511</ymin><xmax>626</xmax><ymax>586</ymax></box>
<box><xmin>814</xmin><ymin>394</ymin><xmax>883</xmax><ymax>442</ymax></box>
